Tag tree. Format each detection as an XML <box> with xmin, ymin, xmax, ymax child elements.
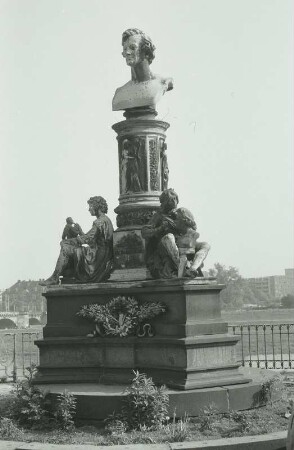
<box><xmin>208</xmin><ymin>263</ymin><xmax>273</xmax><ymax>309</ymax></box>
<box><xmin>281</xmin><ymin>294</ymin><xmax>294</xmax><ymax>308</ymax></box>
<box><xmin>208</xmin><ymin>263</ymin><xmax>243</xmax><ymax>309</ymax></box>
<box><xmin>208</xmin><ymin>263</ymin><xmax>241</xmax><ymax>284</ymax></box>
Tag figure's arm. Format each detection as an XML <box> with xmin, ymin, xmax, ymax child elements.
<box><xmin>74</xmin><ymin>223</ymin><xmax>84</xmax><ymax>236</ymax></box>
<box><xmin>77</xmin><ymin>223</ymin><xmax>97</xmax><ymax>245</ymax></box>
<box><xmin>61</xmin><ymin>226</ymin><xmax>68</xmax><ymax>240</ymax></box>
<box><xmin>142</xmin><ymin>214</ymin><xmax>174</xmax><ymax>240</ymax></box>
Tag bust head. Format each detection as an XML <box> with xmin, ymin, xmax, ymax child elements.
<box><xmin>160</xmin><ymin>188</ymin><xmax>179</xmax><ymax>213</ymax></box>
<box><xmin>176</xmin><ymin>208</ymin><xmax>197</xmax><ymax>232</ymax></box>
<box><xmin>122</xmin><ymin>28</ymin><xmax>155</xmax><ymax>67</ymax></box>
<box><xmin>87</xmin><ymin>196</ymin><xmax>108</xmax><ymax>216</ymax></box>
<box><xmin>66</xmin><ymin>217</ymin><xmax>74</xmax><ymax>225</ymax></box>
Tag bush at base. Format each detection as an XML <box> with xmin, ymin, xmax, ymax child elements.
<box><xmin>105</xmin><ymin>371</ymin><xmax>169</xmax><ymax>431</ymax></box>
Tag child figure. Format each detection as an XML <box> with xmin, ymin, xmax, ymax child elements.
<box><xmin>174</xmin><ymin>208</ymin><xmax>210</xmax><ymax>278</ymax></box>
<box><xmin>62</xmin><ymin>217</ymin><xmax>84</xmax><ymax>240</ymax></box>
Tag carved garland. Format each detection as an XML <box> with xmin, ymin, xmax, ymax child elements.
<box><xmin>77</xmin><ymin>296</ymin><xmax>166</xmax><ymax>338</ymax></box>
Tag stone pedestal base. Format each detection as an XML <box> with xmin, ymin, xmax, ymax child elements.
<box><xmin>35</xmin><ymin>279</ymin><xmax>250</xmax><ymax>390</ymax></box>
<box><xmin>40</xmin><ymin>379</ymin><xmax>265</xmax><ymax>423</ymax></box>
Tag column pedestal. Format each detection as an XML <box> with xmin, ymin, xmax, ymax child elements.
<box><xmin>110</xmin><ymin>114</ymin><xmax>170</xmax><ymax>281</ymax></box>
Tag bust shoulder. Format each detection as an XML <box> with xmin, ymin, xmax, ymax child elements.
<box><xmin>112</xmin><ymin>75</ymin><xmax>173</xmax><ymax>111</ymax></box>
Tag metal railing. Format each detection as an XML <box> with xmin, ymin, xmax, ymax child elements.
<box><xmin>229</xmin><ymin>323</ymin><xmax>294</xmax><ymax>369</ymax></box>
<box><xmin>0</xmin><ymin>330</ymin><xmax>42</xmax><ymax>381</ymax></box>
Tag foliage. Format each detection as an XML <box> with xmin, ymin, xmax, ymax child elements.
<box><xmin>0</xmin><ymin>418</ymin><xmax>24</xmax><ymax>440</ymax></box>
<box><xmin>8</xmin><ymin>364</ymin><xmax>76</xmax><ymax>431</ymax></box>
<box><xmin>78</xmin><ymin>296</ymin><xmax>166</xmax><ymax>337</ymax></box>
<box><xmin>209</xmin><ymin>263</ymin><xmax>243</xmax><ymax>309</ymax></box>
<box><xmin>209</xmin><ymin>263</ymin><xmax>241</xmax><ymax>284</ymax></box>
<box><xmin>197</xmin><ymin>403</ymin><xmax>219</xmax><ymax>433</ymax></box>
<box><xmin>53</xmin><ymin>390</ymin><xmax>76</xmax><ymax>430</ymax></box>
<box><xmin>106</xmin><ymin>371</ymin><xmax>169</xmax><ymax>431</ymax></box>
<box><xmin>104</xmin><ymin>413</ymin><xmax>127</xmax><ymax>435</ymax></box>
<box><xmin>161</xmin><ymin>412</ymin><xmax>191</xmax><ymax>442</ymax></box>
<box><xmin>260</xmin><ymin>375</ymin><xmax>285</xmax><ymax>406</ymax></box>
<box><xmin>9</xmin><ymin>364</ymin><xmax>51</xmax><ymax>428</ymax></box>
<box><xmin>209</xmin><ymin>263</ymin><xmax>273</xmax><ymax>309</ymax></box>
<box><xmin>281</xmin><ymin>294</ymin><xmax>294</xmax><ymax>308</ymax></box>
<box><xmin>0</xmin><ymin>375</ymin><xmax>7</xmax><ymax>383</ymax></box>
<box><xmin>223</xmin><ymin>410</ymin><xmax>251</xmax><ymax>436</ymax></box>
<box><xmin>0</xmin><ymin>389</ymin><xmax>292</xmax><ymax>444</ymax></box>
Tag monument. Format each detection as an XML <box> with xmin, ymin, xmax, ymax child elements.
<box><xmin>35</xmin><ymin>28</ymin><xmax>262</xmax><ymax>422</ymax></box>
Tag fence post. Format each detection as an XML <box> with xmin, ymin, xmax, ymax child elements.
<box><xmin>12</xmin><ymin>333</ymin><xmax>17</xmax><ymax>382</ymax></box>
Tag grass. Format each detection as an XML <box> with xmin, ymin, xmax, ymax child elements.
<box><xmin>223</xmin><ymin>308</ymin><xmax>294</xmax><ymax>324</ymax></box>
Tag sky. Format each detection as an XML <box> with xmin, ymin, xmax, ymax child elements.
<box><xmin>0</xmin><ymin>0</ymin><xmax>293</xmax><ymax>289</ymax></box>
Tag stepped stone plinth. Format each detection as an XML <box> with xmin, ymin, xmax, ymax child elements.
<box><xmin>35</xmin><ymin>279</ymin><xmax>250</xmax><ymax>390</ymax></box>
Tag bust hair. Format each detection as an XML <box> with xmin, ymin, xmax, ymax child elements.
<box><xmin>176</xmin><ymin>207</ymin><xmax>197</xmax><ymax>230</ymax></box>
<box><xmin>159</xmin><ymin>188</ymin><xmax>179</xmax><ymax>206</ymax></box>
<box><xmin>122</xmin><ymin>28</ymin><xmax>156</xmax><ymax>64</ymax></box>
<box><xmin>87</xmin><ymin>196</ymin><xmax>108</xmax><ymax>214</ymax></box>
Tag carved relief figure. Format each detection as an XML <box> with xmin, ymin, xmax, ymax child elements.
<box><xmin>125</xmin><ymin>138</ymin><xmax>142</xmax><ymax>193</ymax></box>
<box><xmin>160</xmin><ymin>141</ymin><xmax>169</xmax><ymax>190</ymax></box>
<box><xmin>121</xmin><ymin>140</ymin><xmax>129</xmax><ymax>194</ymax></box>
<box><xmin>142</xmin><ymin>189</ymin><xmax>210</xmax><ymax>279</ymax></box>
<box><xmin>62</xmin><ymin>217</ymin><xmax>84</xmax><ymax>240</ymax></box>
<box><xmin>40</xmin><ymin>197</ymin><xmax>114</xmax><ymax>285</ymax></box>
<box><xmin>112</xmin><ymin>28</ymin><xmax>173</xmax><ymax>111</ymax></box>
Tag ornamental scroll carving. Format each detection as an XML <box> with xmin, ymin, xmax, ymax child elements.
<box><xmin>116</xmin><ymin>209</ymin><xmax>157</xmax><ymax>228</ymax></box>
<box><xmin>160</xmin><ymin>139</ymin><xmax>169</xmax><ymax>191</ymax></box>
<box><xmin>149</xmin><ymin>138</ymin><xmax>160</xmax><ymax>191</ymax></box>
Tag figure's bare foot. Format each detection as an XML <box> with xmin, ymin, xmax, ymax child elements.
<box><xmin>185</xmin><ymin>267</ymin><xmax>197</xmax><ymax>278</ymax></box>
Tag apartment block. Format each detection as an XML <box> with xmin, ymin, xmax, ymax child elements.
<box><xmin>245</xmin><ymin>268</ymin><xmax>294</xmax><ymax>299</ymax></box>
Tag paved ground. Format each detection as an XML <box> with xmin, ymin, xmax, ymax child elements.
<box><xmin>0</xmin><ymin>431</ymin><xmax>288</xmax><ymax>450</ymax></box>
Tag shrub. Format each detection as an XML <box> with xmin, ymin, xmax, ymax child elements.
<box><xmin>0</xmin><ymin>376</ymin><xmax>7</xmax><ymax>383</ymax></box>
<box><xmin>106</xmin><ymin>371</ymin><xmax>169</xmax><ymax>431</ymax></box>
<box><xmin>260</xmin><ymin>375</ymin><xmax>285</xmax><ymax>406</ymax></box>
<box><xmin>53</xmin><ymin>390</ymin><xmax>76</xmax><ymax>430</ymax></box>
<box><xmin>197</xmin><ymin>403</ymin><xmax>219</xmax><ymax>432</ymax></box>
<box><xmin>222</xmin><ymin>410</ymin><xmax>251</xmax><ymax>436</ymax></box>
<box><xmin>281</xmin><ymin>294</ymin><xmax>294</xmax><ymax>308</ymax></box>
<box><xmin>104</xmin><ymin>412</ymin><xmax>127</xmax><ymax>435</ymax></box>
<box><xmin>0</xmin><ymin>418</ymin><xmax>24</xmax><ymax>440</ymax></box>
<box><xmin>9</xmin><ymin>365</ymin><xmax>51</xmax><ymax>428</ymax></box>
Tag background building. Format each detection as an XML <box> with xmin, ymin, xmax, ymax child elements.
<box><xmin>1</xmin><ymin>280</ymin><xmax>46</xmax><ymax>314</ymax></box>
<box><xmin>245</xmin><ymin>268</ymin><xmax>294</xmax><ymax>299</ymax></box>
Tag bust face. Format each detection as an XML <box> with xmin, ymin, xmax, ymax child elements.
<box><xmin>88</xmin><ymin>205</ymin><xmax>96</xmax><ymax>216</ymax></box>
<box><xmin>161</xmin><ymin>195</ymin><xmax>178</xmax><ymax>213</ymax></box>
<box><xmin>122</xmin><ymin>34</ymin><xmax>143</xmax><ymax>67</ymax></box>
